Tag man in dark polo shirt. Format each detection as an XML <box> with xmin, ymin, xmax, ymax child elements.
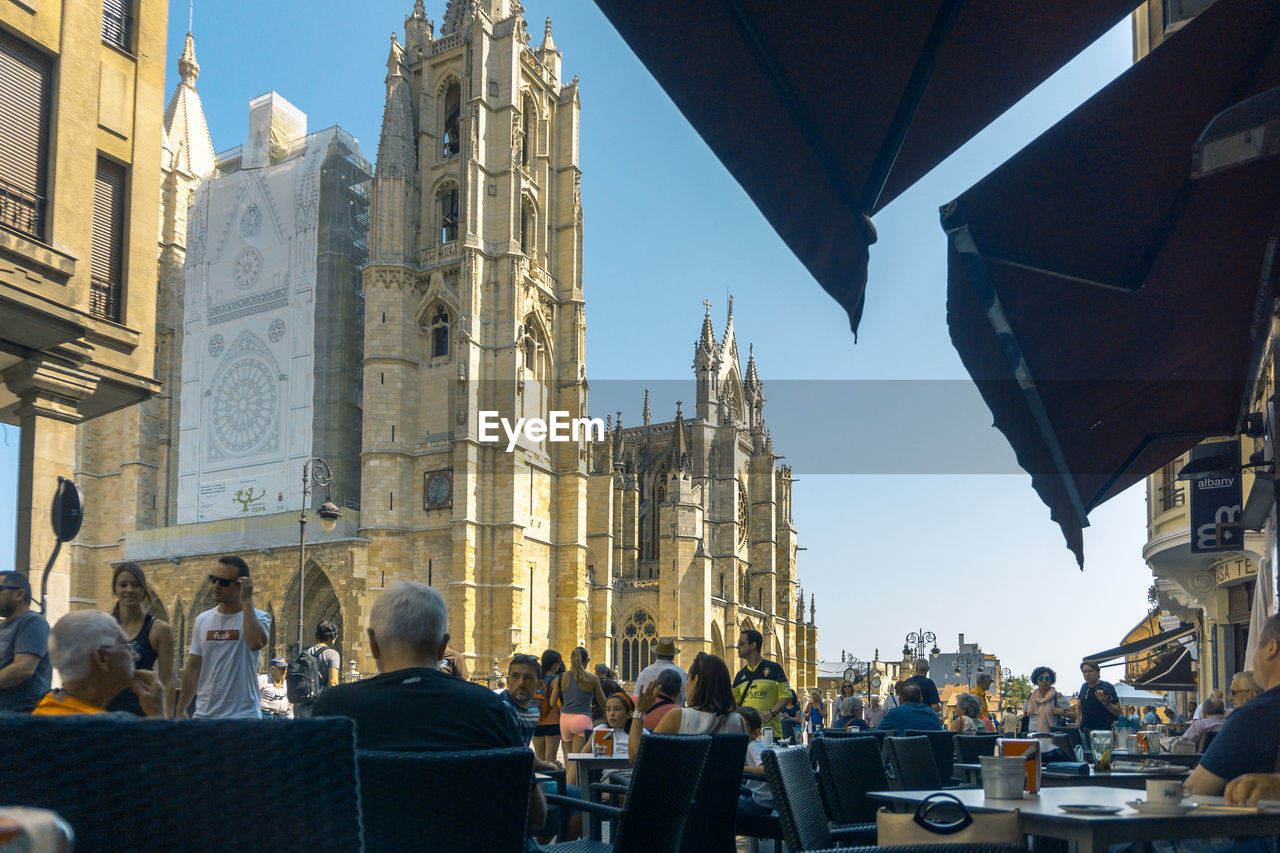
<box><xmin>1076</xmin><ymin>660</ymin><xmax>1122</xmax><ymax>731</ymax></box>
<box><xmin>1187</xmin><ymin>613</ymin><xmax>1280</xmax><ymax>797</ymax></box>
<box><xmin>905</xmin><ymin>658</ymin><xmax>942</xmax><ymax>714</ymax></box>
<box><xmin>314</xmin><ymin>582</ymin><xmax>544</xmax><ymax>832</ymax></box>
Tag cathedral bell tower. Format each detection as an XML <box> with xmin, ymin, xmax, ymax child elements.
<box><xmin>362</xmin><ymin>1</ymin><xmax>588</xmax><ymax>669</ymax></box>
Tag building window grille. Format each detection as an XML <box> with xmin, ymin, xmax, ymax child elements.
<box><xmin>440</xmin><ymin>186</ymin><xmax>458</xmax><ymax>243</ymax></box>
<box><xmin>0</xmin><ymin>33</ymin><xmax>51</xmax><ymax>241</ymax></box>
<box><xmin>102</xmin><ymin>0</ymin><xmax>132</xmax><ymax>50</ymax></box>
<box><xmin>90</xmin><ymin>158</ymin><xmax>126</xmax><ymax>321</ymax></box>
<box><xmin>1158</xmin><ymin>461</ymin><xmax>1185</xmax><ymax>512</ymax></box>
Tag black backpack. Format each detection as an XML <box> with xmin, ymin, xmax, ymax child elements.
<box><xmin>287</xmin><ymin>645</ymin><xmax>326</xmax><ymax>704</ymax></box>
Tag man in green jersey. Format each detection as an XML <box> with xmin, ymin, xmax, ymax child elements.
<box><xmin>732</xmin><ymin>628</ymin><xmax>791</xmax><ymax>738</ymax></box>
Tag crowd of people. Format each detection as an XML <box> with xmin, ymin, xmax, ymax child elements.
<box><xmin>5</xmin><ymin>557</ymin><xmax>1280</xmax><ymax>846</ymax></box>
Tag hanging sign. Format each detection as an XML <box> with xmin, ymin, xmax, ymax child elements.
<box><xmin>1189</xmin><ymin>440</ymin><xmax>1243</xmax><ymax>553</ymax></box>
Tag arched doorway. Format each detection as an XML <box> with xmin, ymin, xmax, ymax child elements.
<box><xmin>283</xmin><ymin>561</ymin><xmax>343</xmax><ymax>657</ymax></box>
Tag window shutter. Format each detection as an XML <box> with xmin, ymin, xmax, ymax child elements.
<box><xmin>0</xmin><ymin>34</ymin><xmax>50</xmax><ymax>239</ymax></box>
<box><xmin>102</xmin><ymin>0</ymin><xmax>130</xmax><ymax>49</ymax></box>
<box><xmin>91</xmin><ymin>159</ymin><xmax>126</xmax><ymax>319</ymax></box>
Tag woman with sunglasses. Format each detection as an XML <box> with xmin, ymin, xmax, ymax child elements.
<box><xmin>105</xmin><ymin>563</ymin><xmax>174</xmax><ymax>716</ymax></box>
<box><xmin>1022</xmin><ymin>666</ymin><xmax>1077</xmax><ymax>732</ymax></box>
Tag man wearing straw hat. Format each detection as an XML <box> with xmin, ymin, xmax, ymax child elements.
<box><xmin>634</xmin><ymin>638</ymin><xmax>685</xmax><ymax>705</ymax></box>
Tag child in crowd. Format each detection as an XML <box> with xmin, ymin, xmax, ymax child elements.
<box><xmin>737</xmin><ymin>706</ymin><xmax>776</xmax><ymax>816</ymax></box>
<box><xmin>596</xmin><ymin>692</ymin><xmax>633</xmax><ymax>757</ymax></box>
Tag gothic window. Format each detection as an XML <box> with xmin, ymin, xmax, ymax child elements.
<box><xmin>430</xmin><ymin>306</ymin><xmax>450</xmax><ymax>357</ymax></box>
<box><xmin>520</xmin><ymin>197</ymin><xmax>536</xmax><ymax>256</ymax></box>
<box><xmin>524</xmin><ymin>337</ymin><xmax>537</xmax><ymax>374</ymax></box>
<box><xmin>620</xmin><ymin>609</ymin><xmax>657</xmax><ymax>681</ymax></box>
<box><xmin>719</xmin><ymin>573</ymin><xmax>725</xmax><ymax>597</ymax></box>
<box><xmin>521</xmin><ymin>94</ymin><xmax>536</xmax><ymax>167</ymax></box>
<box><xmin>737</xmin><ymin>480</ymin><xmax>750</xmax><ymax>546</ymax></box>
<box><xmin>442</xmin><ymin>81</ymin><xmax>460</xmax><ymax>158</ymax></box>
<box><xmin>757</xmin><ymin>588</ymin><xmax>763</xmax><ymax>610</ymax></box>
<box><xmin>439</xmin><ymin>185</ymin><xmax>458</xmax><ymax>243</ymax></box>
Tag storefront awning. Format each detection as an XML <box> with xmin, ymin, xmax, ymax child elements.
<box><xmin>1083</xmin><ymin>623</ymin><xmax>1197</xmax><ymax>665</ymax></box>
<box><xmin>591</xmin><ymin>0</ymin><xmax>1141</xmax><ymax>337</ymax></box>
<box><xmin>943</xmin><ymin>0</ymin><xmax>1280</xmax><ymax>565</ymax></box>
<box><xmin>1131</xmin><ymin>646</ymin><xmax>1197</xmax><ymax>692</ymax></box>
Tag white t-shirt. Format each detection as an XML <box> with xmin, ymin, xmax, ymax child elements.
<box><xmin>189</xmin><ymin>607</ymin><xmax>271</xmax><ymax>719</ymax></box>
<box><xmin>635</xmin><ymin>659</ymin><xmax>687</xmax><ymax>705</ymax></box>
<box><xmin>257</xmin><ymin>673</ymin><xmax>291</xmax><ymax>717</ymax></box>
<box><xmin>744</xmin><ymin>739</ymin><xmax>775</xmax><ymax>809</ymax></box>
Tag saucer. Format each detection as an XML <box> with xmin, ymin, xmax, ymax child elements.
<box><xmin>1059</xmin><ymin>804</ymin><xmax>1123</xmax><ymax>815</ymax></box>
<box><xmin>1127</xmin><ymin>800</ymin><xmax>1197</xmax><ymax>816</ymax></box>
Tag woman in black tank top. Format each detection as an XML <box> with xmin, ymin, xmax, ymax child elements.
<box><xmin>106</xmin><ymin>563</ymin><xmax>175</xmax><ymax>715</ymax></box>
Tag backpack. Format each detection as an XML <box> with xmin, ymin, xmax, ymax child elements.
<box><xmin>287</xmin><ymin>645</ymin><xmax>326</xmax><ymax>704</ymax></box>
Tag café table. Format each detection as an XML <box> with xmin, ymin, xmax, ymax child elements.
<box><xmin>954</xmin><ymin>762</ymin><xmax>1189</xmax><ymax>790</ymax></box>
<box><xmin>870</xmin><ymin>785</ymin><xmax>1280</xmax><ymax>853</ymax></box>
<box><xmin>1110</xmin><ymin>748</ymin><xmax>1203</xmax><ymax>768</ymax></box>
<box><xmin>565</xmin><ymin>752</ymin><xmax>631</xmax><ymax>840</ymax></box>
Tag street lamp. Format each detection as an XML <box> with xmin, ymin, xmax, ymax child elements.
<box><xmin>297</xmin><ymin>457</ymin><xmax>341</xmax><ymax>650</ymax></box>
<box><xmin>953</xmin><ymin>650</ymin><xmax>985</xmax><ymax>685</ymax></box>
<box><xmin>846</xmin><ymin>656</ymin><xmax>881</xmax><ymax>707</ymax></box>
<box><xmin>904</xmin><ymin>629</ymin><xmax>940</xmax><ymax>662</ymax></box>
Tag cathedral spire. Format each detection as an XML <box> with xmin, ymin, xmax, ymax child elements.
<box><xmin>744</xmin><ymin>343</ymin><xmax>760</xmax><ymax>390</ymax></box>
<box><xmin>539</xmin><ymin>16</ymin><xmax>556</xmax><ymax>52</ymax></box>
<box><xmin>642</xmin><ymin>388</ymin><xmax>651</xmax><ymax>427</ymax></box>
<box><xmin>696</xmin><ymin>299</ymin><xmax>717</xmax><ymax>354</ymax></box>
<box><xmin>612</xmin><ymin>412</ymin><xmax>623</xmax><ymax>466</ymax></box>
<box><xmin>163</xmin><ymin>32</ymin><xmax>215</xmax><ymax>178</ymax></box>
<box><xmin>672</xmin><ymin>401</ymin><xmax>690</xmax><ymax>471</ymax></box>
<box><xmin>376</xmin><ymin>32</ymin><xmax>415</xmax><ymax>181</ymax></box>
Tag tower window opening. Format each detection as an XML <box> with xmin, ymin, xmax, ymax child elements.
<box><xmin>520</xmin><ymin>198</ymin><xmax>535</xmax><ymax>256</ymax></box>
<box><xmin>442</xmin><ymin>82</ymin><xmax>461</xmax><ymax>158</ymax></box>
<box><xmin>440</xmin><ymin>186</ymin><xmax>459</xmax><ymax>243</ymax></box>
<box><xmin>431</xmin><ymin>306</ymin><xmax>450</xmax><ymax>357</ymax></box>
<box><xmin>521</xmin><ymin>94</ymin><xmax>536</xmax><ymax>167</ymax></box>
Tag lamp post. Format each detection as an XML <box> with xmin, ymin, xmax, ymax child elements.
<box><xmin>903</xmin><ymin>629</ymin><xmax>940</xmax><ymax>662</ymax></box>
<box><xmin>953</xmin><ymin>650</ymin><xmax>985</xmax><ymax>687</ymax></box>
<box><xmin>846</xmin><ymin>656</ymin><xmax>880</xmax><ymax>707</ymax></box>
<box><xmin>297</xmin><ymin>457</ymin><xmax>341</xmax><ymax>651</ymax></box>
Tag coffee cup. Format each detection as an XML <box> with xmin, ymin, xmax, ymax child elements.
<box><xmin>1146</xmin><ymin>779</ymin><xmax>1185</xmax><ymax>807</ymax></box>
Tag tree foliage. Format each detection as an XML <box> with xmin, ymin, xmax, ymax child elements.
<box><xmin>1002</xmin><ymin>673</ymin><xmax>1032</xmax><ymax>707</ymax></box>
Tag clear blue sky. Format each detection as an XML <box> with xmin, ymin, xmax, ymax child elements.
<box><xmin>0</xmin><ymin>1</ymin><xmax>1154</xmax><ymax>678</ymax></box>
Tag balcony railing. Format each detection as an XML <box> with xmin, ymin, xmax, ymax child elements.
<box><xmin>1158</xmin><ymin>478</ymin><xmax>1185</xmax><ymax>513</ymax></box>
<box><xmin>90</xmin><ymin>275</ymin><xmax>121</xmax><ymax>321</ymax></box>
<box><xmin>0</xmin><ymin>177</ymin><xmax>44</xmax><ymax>241</ymax></box>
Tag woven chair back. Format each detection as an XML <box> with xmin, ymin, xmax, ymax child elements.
<box><xmin>886</xmin><ymin>735</ymin><xmax>945</xmax><ymax>790</ymax></box>
<box><xmin>812</xmin><ymin>735</ymin><xmax>889</xmax><ymax>823</ymax></box>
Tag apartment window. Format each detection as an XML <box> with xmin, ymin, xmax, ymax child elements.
<box><xmin>102</xmin><ymin>0</ymin><xmax>132</xmax><ymax>50</ymax></box>
<box><xmin>1157</xmin><ymin>460</ymin><xmax>1185</xmax><ymax>513</ymax></box>
<box><xmin>0</xmin><ymin>33</ymin><xmax>51</xmax><ymax>241</ymax></box>
<box><xmin>90</xmin><ymin>159</ymin><xmax>126</xmax><ymax>321</ymax></box>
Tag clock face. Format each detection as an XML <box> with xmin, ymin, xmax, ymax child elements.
<box><xmin>211</xmin><ymin>358</ymin><xmax>277</xmax><ymax>453</ymax></box>
<box><xmin>233</xmin><ymin>247</ymin><xmax>263</xmax><ymax>290</ymax></box>
<box><xmin>428</xmin><ymin>475</ymin><xmax>450</xmax><ymax>503</ymax></box>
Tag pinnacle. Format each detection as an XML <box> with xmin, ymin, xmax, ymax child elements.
<box><xmin>697</xmin><ymin>299</ymin><xmax>717</xmax><ymax>352</ymax></box>
<box><xmin>179</xmin><ymin>32</ymin><xmax>199</xmax><ymax>86</ymax></box>
<box><xmin>539</xmin><ymin>16</ymin><xmax>556</xmax><ymax>52</ymax></box>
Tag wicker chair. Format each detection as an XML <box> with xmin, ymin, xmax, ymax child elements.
<box><xmin>885</xmin><ymin>736</ymin><xmax>945</xmax><ymax>790</ymax></box>
<box><xmin>542</xmin><ymin>733</ymin><xmax>711</xmax><ymax>853</ymax></box>
<box><xmin>0</xmin><ymin>716</ymin><xmax>363</xmax><ymax>852</ymax></box>
<box><xmin>762</xmin><ymin>744</ymin><xmax>879</xmax><ymax>851</ymax></box>
<box><xmin>357</xmin><ymin>747</ymin><xmax>533</xmax><ymax>852</ymax></box>
<box><xmin>956</xmin><ymin>734</ymin><xmax>1001</xmax><ymax>763</ymax></box>
<box><xmin>811</xmin><ymin>735</ymin><xmax>888</xmax><ymax>832</ymax></box>
<box><xmin>905</xmin><ymin>730</ymin><xmax>958</xmax><ymax>782</ymax></box>
<box><xmin>679</xmin><ymin>733</ymin><xmax>749</xmax><ymax>853</ymax></box>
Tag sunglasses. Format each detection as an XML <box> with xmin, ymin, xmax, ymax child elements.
<box><xmin>0</xmin><ymin>585</ymin><xmax>23</xmax><ymax>592</ymax></box>
<box><xmin>208</xmin><ymin>574</ymin><xmax>238</xmax><ymax>587</ymax></box>
<box><xmin>1036</xmin><ymin>675</ymin><xmax>1053</xmax><ymax>681</ymax></box>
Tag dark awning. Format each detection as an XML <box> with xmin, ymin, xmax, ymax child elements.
<box><xmin>591</xmin><ymin>0</ymin><xmax>1142</xmax><ymax>337</ymax></box>
<box><xmin>1131</xmin><ymin>646</ymin><xmax>1197</xmax><ymax>691</ymax></box>
<box><xmin>943</xmin><ymin>0</ymin><xmax>1280</xmax><ymax>565</ymax></box>
<box><xmin>1083</xmin><ymin>623</ymin><xmax>1197</xmax><ymax>665</ymax></box>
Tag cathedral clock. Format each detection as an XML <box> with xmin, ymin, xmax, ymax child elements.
<box><xmin>423</xmin><ymin>470</ymin><xmax>453</xmax><ymax>510</ymax></box>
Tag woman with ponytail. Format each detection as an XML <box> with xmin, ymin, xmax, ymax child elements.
<box><xmin>550</xmin><ymin>645</ymin><xmax>608</xmax><ymax>785</ymax></box>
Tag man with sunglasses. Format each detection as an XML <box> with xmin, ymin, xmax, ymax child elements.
<box><xmin>0</xmin><ymin>571</ymin><xmax>51</xmax><ymax>712</ymax></box>
<box><xmin>175</xmin><ymin>556</ymin><xmax>270</xmax><ymax>719</ymax></box>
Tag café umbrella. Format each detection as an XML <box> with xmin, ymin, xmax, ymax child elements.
<box><xmin>942</xmin><ymin>0</ymin><xmax>1280</xmax><ymax>565</ymax></box>
<box><xmin>591</xmin><ymin>0</ymin><xmax>1142</xmax><ymax>337</ymax></box>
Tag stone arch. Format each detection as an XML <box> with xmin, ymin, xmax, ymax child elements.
<box><xmin>521</xmin><ymin>91</ymin><xmax>537</xmax><ymax>166</ymax></box>
<box><xmin>617</xmin><ymin>607</ymin><xmax>658</xmax><ymax>682</ymax></box>
<box><xmin>282</xmin><ymin>560</ymin><xmax>344</xmax><ymax>657</ymax></box>
<box><xmin>438</xmin><ymin>76</ymin><xmax>462</xmax><ymax>158</ymax></box>
<box><xmin>436</xmin><ymin>180</ymin><xmax>460</xmax><ymax>243</ymax></box>
<box><xmin>711</xmin><ymin>620</ymin><xmax>725</xmax><ymax>661</ymax></box>
<box><xmin>519</xmin><ymin>193</ymin><xmax>538</xmax><ymax>257</ymax></box>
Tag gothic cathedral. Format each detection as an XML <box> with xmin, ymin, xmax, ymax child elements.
<box><xmin>69</xmin><ymin>0</ymin><xmax>817</xmax><ymax>689</ymax></box>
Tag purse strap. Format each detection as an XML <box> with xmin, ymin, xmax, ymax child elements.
<box><xmin>912</xmin><ymin>792</ymin><xmax>975</xmax><ymax>835</ymax></box>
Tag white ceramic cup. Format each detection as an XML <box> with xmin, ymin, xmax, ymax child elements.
<box><xmin>1146</xmin><ymin>779</ymin><xmax>1185</xmax><ymax>806</ymax></box>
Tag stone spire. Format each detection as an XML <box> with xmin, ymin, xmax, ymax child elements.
<box><xmin>642</xmin><ymin>388</ymin><xmax>651</xmax><ymax>427</ymax></box>
<box><xmin>612</xmin><ymin>412</ymin><xmax>623</xmax><ymax>467</ymax></box>
<box><xmin>744</xmin><ymin>343</ymin><xmax>760</xmax><ymax>391</ymax></box>
<box><xmin>696</xmin><ymin>299</ymin><xmax>717</xmax><ymax>355</ymax></box>
<box><xmin>539</xmin><ymin>16</ymin><xmax>556</xmax><ymax>52</ymax></box>
<box><xmin>672</xmin><ymin>401</ymin><xmax>690</xmax><ymax>472</ymax></box>
<box><xmin>719</xmin><ymin>294</ymin><xmax>737</xmax><ymax>362</ymax></box>
<box><xmin>376</xmin><ymin>33</ymin><xmax>415</xmax><ymax>180</ymax></box>
<box><xmin>440</xmin><ymin>0</ymin><xmax>472</xmax><ymax>34</ymax></box>
<box><xmin>162</xmin><ymin>33</ymin><xmax>216</xmax><ymax>178</ymax></box>
<box><xmin>809</xmin><ymin>593</ymin><xmax>816</xmax><ymax>623</ymax></box>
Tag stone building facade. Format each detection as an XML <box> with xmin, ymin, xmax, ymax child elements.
<box><xmin>72</xmin><ymin>1</ymin><xmax>817</xmax><ymax>688</ymax></box>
